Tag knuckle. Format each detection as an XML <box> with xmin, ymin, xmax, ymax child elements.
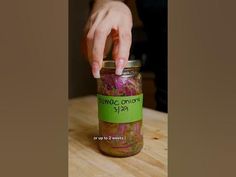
<box><xmin>94</xmin><ymin>28</ymin><xmax>106</xmax><ymax>37</ymax></box>
<box><xmin>92</xmin><ymin>46</ymin><xmax>100</xmax><ymax>57</ymax></box>
<box><xmin>90</xmin><ymin>13</ymin><xmax>97</xmax><ymax>20</ymax></box>
<box><xmin>121</xmin><ymin>31</ymin><xmax>132</xmax><ymax>42</ymax></box>
<box><xmin>86</xmin><ymin>31</ymin><xmax>93</xmax><ymax>41</ymax></box>
<box><xmin>92</xmin><ymin>47</ymin><xmax>98</xmax><ymax>55</ymax></box>
<box><xmin>106</xmin><ymin>9</ymin><xmax>112</xmax><ymax>15</ymax></box>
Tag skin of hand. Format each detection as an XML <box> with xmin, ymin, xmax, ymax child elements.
<box><xmin>84</xmin><ymin>0</ymin><xmax>133</xmax><ymax>78</ymax></box>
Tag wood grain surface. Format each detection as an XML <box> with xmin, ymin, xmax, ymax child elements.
<box><xmin>69</xmin><ymin>96</ymin><xmax>168</xmax><ymax>177</ymax></box>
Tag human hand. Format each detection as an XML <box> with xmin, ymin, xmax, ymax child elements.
<box><xmin>84</xmin><ymin>0</ymin><xmax>133</xmax><ymax>78</ymax></box>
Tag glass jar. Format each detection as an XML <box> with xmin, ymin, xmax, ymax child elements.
<box><xmin>97</xmin><ymin>60</ymin><xmax>143</xmax><ymax>157</ymax></box>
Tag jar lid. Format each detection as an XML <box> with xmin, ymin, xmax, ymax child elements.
<box><xmin>102</xmin><ymin>60</ymin><xmax>141</xmax><ymax>69</ymax></box>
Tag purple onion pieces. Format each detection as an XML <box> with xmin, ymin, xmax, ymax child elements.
<box><xmin>98</xmin><ymin>71</ymin><xmax>143</xmax><ymax>156</ymax></box>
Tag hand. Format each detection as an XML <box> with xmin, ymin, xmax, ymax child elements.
<box><xmin>84</xmin><ymin>0</ymin><xmax>133</xmax><ymax>78</ymax></box>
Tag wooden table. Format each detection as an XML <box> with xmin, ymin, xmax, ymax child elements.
<box><xmin>69</xmin><ymin>96</ymin><xmax>168</xmax><ymax>177</ymax></box>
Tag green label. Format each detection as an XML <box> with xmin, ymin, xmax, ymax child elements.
<box><xmin>97</xmin><ymin>94</ymin><xmax>143</xmax><ymax>123</ymax></box>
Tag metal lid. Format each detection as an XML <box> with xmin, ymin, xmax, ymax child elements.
<box><xmin>102</xmin><ymin>60</ymin><xmax>141</xmax><ymax>69</ymax></box>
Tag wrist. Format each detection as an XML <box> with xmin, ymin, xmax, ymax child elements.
<box><xmin>92</xmin><ymin>0</ymin><xmax>125</xmax><ymax>13</ymax></box>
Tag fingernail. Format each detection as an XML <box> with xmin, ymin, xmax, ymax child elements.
<box><xmin>92</xmin><ymin>62</ymin><xmax>100</xmax><ymax>78</ymax></box>
<box><xmin>115</xmin><ymin>59</ymin><xmax>125</xmax><ymax>75</ymax></box>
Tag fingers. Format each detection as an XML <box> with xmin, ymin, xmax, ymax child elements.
<box><xmin>87</xmin><ymin>12</ymin><xmax>111</xmax><ymax>78</ymax></box>
<box><xmin>113</xmin><ymin>27</ymin><xmax>132</xmax><ymax>75</ymax></box>
<box><xmin>92</xmin><ymin>26</ymin><xmax>110</xmax><ymax>78</ymax></box>
<box><xmin>86</xmin><ymin>11</ymin><xmax>105</xmax><ymax>65</ymax></box>
<box><xmin>85</xmin><ymin>1</ymin><xmax>132</xmax><ymax>78</ymax></box>
<box><xmin>87</xmin><ymin>24</ymin><xmax>132</xmax><ymax>77</ymax></box>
